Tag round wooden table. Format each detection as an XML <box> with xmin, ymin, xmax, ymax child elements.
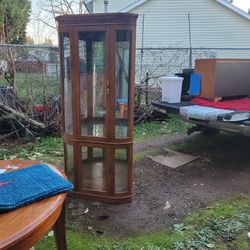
<box><xmin>0</xmin><ymin>160</ymin><xmax>68</xmax><ymax>250</ymax></box>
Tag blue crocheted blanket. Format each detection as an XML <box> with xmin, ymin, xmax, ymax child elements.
<box><xmin>0</xmin><ymin>164</ymin><xmax>73</xmax><ymax>212</ymax></box>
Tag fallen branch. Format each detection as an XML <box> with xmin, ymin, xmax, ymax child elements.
<box><xmin>0</xmin><ymin>128</ymin><xmax>24</xmax><ymax>140</ymax></box>
<box><xmin>0</xmin><ymin>102</ymin><xmax>46</xmax><ymax>130</ymax></box>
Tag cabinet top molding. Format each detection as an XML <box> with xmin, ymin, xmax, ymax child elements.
<box><xmin>56</xmin><ymin>13</ymin><xmax>138</xmax><ymax>27</ymax></box>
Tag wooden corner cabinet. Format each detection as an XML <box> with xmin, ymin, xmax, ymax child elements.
<box><xmin>56</xmin><ymin>13</ymin><xmax>138</xmax><ymax>203</ymax></box>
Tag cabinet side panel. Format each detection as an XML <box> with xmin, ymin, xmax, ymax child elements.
<box><xmin>195</xmin><ymin>59</ymin><xmax>216</xmax><ymax>99</ymax></box>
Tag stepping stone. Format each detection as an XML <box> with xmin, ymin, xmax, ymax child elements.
<box><xmin>148</xmin><ymin>148</ymin><xmax>197</xmax><ymax>169</ymax></box>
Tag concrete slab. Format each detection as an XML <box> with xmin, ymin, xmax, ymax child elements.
<box><xmin>148</xmin><ymin>148</ymin><xmax>197</xmax><ymax>169</ymax></box>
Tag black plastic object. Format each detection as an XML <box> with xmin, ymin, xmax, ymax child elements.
<box><xmin>175</xmin><ymin>68</ymin><xmax>194</xmax><ymax>95</ymax></box>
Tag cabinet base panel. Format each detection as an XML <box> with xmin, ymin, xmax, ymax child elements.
<box><xmin>69</xmin><ymin>191</ymin><xmax>132</xmax><ymax>204</ymax></box>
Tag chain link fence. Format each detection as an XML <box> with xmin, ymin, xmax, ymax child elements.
<box><xmin>0</xmin><ymin>44</ymin><xmax>60</xmax><ymax>136</ymax></box>
<box><xmin>0</xmin><ymin>44</ymin><xmax>60</xmax><ymax>110</ymax></box>
<box><xmin>134</xmin><ymin>47</ymin><xmax>250</xmax><ymax>122</ymax></box>
<box><xmin>0</xmin><ymin>44</ymin><xmax>250</xmax><ymax>130</ymax></box>
<box><xmin>136</xmin><ymin>47</ymin><xmax>250</xmax><ymax>85</ymax></box>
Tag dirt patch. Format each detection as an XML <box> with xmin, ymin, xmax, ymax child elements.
<box><xmin>67</xmin><ymin>132</ymin><xmax>250</xmax><ymax>238</ymax></box>
<box><xmin>0</xmin><ymin>138</ymin><xmax>29</xmax><ymax>148</ymax></box>
<box><xmin>133</xmin><ymin>132</ymin><xmax>189</xmax><ymax>154</ymax></box>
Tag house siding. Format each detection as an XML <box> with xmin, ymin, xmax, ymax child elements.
<box><xmin>131</xmin><ymin>0</ymin><xmax>250</xmax><ymax>48</ymax></box>
<box><xmin>93</xmin><ymin>0</ymin><xmax>133</xmax><ymax>13</ymax></box>
<box><xmin>92</xmin><ymin>0</ymin><xmax>250</xmax><ymax>48</ymax></box>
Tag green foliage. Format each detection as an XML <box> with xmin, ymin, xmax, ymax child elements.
<box><xmin>0</xmin><ymin>72</ymin><xmax>60</xmax><ymax>108</ymax></box>
<box><xmin>225</xmin><ymin>231</ymin><xmax>250</xmax><ymax>250</ymax></box>
<box><xmin>173</xmin><ymin>213</ymin><xmax>247</xmax><ymax>249</ymax></box>
<box><xmin>205</xmin><ymin>218</ymin><xmax>245</xmax><ymax>241</ymax></box>
<box><xmin>141</xmin><ymin>244</ymin><xmax>168</xmax><ymax>250</ymax></box>
<box><xmin>0</xmin><ymin>0</ymin><xmax>31</xmax><ymax>44</ymax></box>
<box><xmin>172</xmin><ymin>224</ymin><xmax>186</xmax><ymax>234</ymax></box>
<box><xmin>134</xmin><ymin>116</ymin><xmax>191</xmax><ymax>141</ymax></box>
<box><xmin>0</xmin><ymin>117</ymin><xmax>186</xmax><ymax>168</ymax></box>
<box><xmin>0</xmin><ymin>137</ymin><xmax>63</xmax><ymax>166</ymax></box>
<box><xmin>35</xmin><ymin>230</ymin><xmax>116</xmax><ymax>250</ymax></box>
<box><xmin>184</xmin><ymin>197</ymin><xmax>250</xmax><ymax>226</ymax></box>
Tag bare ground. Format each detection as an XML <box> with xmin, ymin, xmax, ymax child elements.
<box><xmin>67</xmin><ymin>132</ymin><xmax>250</xmax><ymax>238</ymax></box>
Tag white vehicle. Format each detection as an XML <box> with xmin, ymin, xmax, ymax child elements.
<box><xmin>152</xmin><ymin>100</ymin><xmax>250</xmax><ymax>136</ymax></box>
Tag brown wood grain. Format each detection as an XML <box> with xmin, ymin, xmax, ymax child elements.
<box><xmin>57</xmin><ymin>14</ymin><xmax>138</xmax><ymax>203</ymax></box>
<box><xmin>195</xmin><ymin>59</ymin><xmax>216</xmax><ymax>99</ymax></box>
<box><xmin>0</xmin><ymin>160</ymin><xmax>67</xmax><ymax>250</ymax></box>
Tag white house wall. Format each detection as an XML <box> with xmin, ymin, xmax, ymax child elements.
<box><xmin>91</xmin><ymin>0</ymin><xmax>250</xmax><ymax>48</ymax></box>
<box><xmin>132</xmin><ymin>0</ymin><xmax>250</xmax><ymax>48</ymax></box>
<box><xmin>93</xmin><ymin>0</ymin><xmax>133</xmax><ymax>13</ymax></box>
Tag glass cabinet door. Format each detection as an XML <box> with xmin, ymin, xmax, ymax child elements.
<box><xmin>115</xmin><ymin>148</ymin><xmax>129</xmax><ymax>193</ymax></box>
<box><xmin>65</xmin><ymin>144</ymin><xmax>74</xmax><ymax>183</ymax></box>
<box><xmin>62</xmin><ymin>33</ymin><xmax>73</xmax><ymax>135</ymax></box>
<box><xmin>78</xmin><ymin>32</ymin><xmax>106</xmax><ymax>137</ymax></box>
<box><xmin>81</xmin><ymin>146</ymin><xmax>107</xmax><ymax>192</ymax></box>
<box><xmin>115</xmin><ymin>30</ymin><xmax>131</xmax><ymax>138</ymax></box>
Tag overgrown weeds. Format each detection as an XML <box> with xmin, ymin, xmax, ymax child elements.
<box><xmin>0</xmin><ymin>137</ymin><xmax>63</xmax><ymax>166</ymax></box>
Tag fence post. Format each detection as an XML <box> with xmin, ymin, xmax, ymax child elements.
<box><xmin>135</xmin><ymin>85</ymin><xmax>141</xmax><ymax>109</ymax></box>
<box><xmin>145</xmin><ymin>72</ymin><xmax>149</xmax><ymax>105</ymax></box>
<box><xmin>56</xmin><ymin>62</ymin><xmax>59</xmax><ymax>80</ymax></box>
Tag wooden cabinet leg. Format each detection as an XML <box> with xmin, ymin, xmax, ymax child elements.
<box><xmin>54</xmin><ymin>202</ymin><xmax>67</xmax><ymax>250</ymax></box>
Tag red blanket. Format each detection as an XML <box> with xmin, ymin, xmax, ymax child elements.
<box><xmin>191</xmin><ymin>97</ymin><xmax>250</xmax><ymax>111</ymax></box>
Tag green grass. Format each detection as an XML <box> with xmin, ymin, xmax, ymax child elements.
<box><xmin>0</xmin><ymin>137</ymin><xmax>63</xmax><ymax>167</ymax></box>
<box><xmin>134</xmin><ymin>116</ymin><xmax>191</xmax><ymax>142</ymax></box>
<box><xmin>1</xmin><ymin>123</ymin><xmax>250</xmax><ymax>249</ymax></box>
<box><xmin>0</xmin><ymin>72</ymin><xmax>60</xmax><ymax>111</ymax></box>
<box><xmin>133</xmin><ymin>148</ymin><xmax>162</xmax><ymax>162</ymax></box>
<box><xmin>0</xmin><ymin>136</ymin><xmax>162</xmax><ymax>165</ymax></box>
<box><xmin>35</xmin><ymin>231</ymin><xmax>116</xmax><ymax>250</ymax></box>
<box><xmin>35</xmin><ymin>196</ymin><xmax>250</xmax><ymax>250</ymax></box>
<box><xmin>15</xmin><ymin>72</ymin><xmax>60</xmax><ymax>100</ymax></box>
<box><xmin>0</xmin><ymin>117</ymin><xmax>189</xmax><ymax>165</ymax></box>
